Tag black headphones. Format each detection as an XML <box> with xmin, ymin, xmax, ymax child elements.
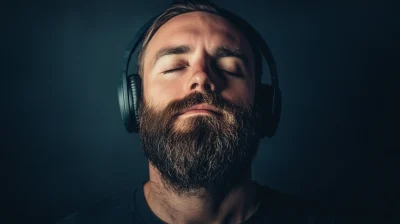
<box><xmin>118</xmin><ymin>3</ymin><xmax>282</xmax><ymax>138</ymax></box>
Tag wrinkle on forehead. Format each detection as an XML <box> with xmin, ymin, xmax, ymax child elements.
<box><xmin>165</xmin><ymin>12</ymin><xmax>240</xmax><ymax>42</ymax></box>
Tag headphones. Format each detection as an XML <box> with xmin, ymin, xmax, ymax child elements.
<box><xmin>118</xmin><ymin>3</ymin><xmax>282</xmax><ymax>138</ymax></box>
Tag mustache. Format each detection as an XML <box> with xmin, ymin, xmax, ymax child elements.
<box><xmin>145</xmin><ymin>91</ymin><xmax>244</xmax><ymax>119</ymax></box>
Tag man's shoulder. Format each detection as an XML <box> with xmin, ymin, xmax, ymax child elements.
<box><xmin>257</xmin><ymin>184</ymin><xmax>306</xmax><ymax>209</ymax></box>
<box><xmin>256</xmin><ymin>184</ymin><xmax>309</xmax><ymax>216</ymax></box>
<box><xmin>255</xmin><ymin>183</ymin><xmax>335</xmax><ymax>223</ymax></box>
<box><xmin>56</xmin><ymin>189</ymin><xmax>138</xmax><ymax>224</ymax></box>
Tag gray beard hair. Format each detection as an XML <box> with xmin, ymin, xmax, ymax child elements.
<box><xmin>138</xmin><ymin>92</ymin><xmax>260</xmax><ymax>197</ymax></box>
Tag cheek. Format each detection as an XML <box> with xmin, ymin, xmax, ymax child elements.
<box><xmin>143</xmin><ymin>76</ymin><xmax>183</xmax><ymax>109</ymax></box>
<box><xmin>222</xmin><ymin>79</ymin><xmax>255</xmax><ymax>107</ymax></box>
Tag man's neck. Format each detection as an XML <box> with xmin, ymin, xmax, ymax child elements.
<box><xmin>143</xmin><ymin>164</ymin><xmax>260</xmax><ymax>224</ymax></box>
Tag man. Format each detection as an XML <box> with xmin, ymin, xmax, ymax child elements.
<box><xmin>58</xmin><ymin>1</ymin><xmax>322</xmax><ymax>223</ymax></box>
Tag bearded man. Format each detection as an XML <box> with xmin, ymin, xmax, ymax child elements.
<box><xmin>58</xmin><ymin>1</ymin><xmax>327</xmax><ymax>223</ymax></box>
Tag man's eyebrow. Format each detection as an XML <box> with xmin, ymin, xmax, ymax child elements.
<box><xmin>213</xmin><ymin>46</ymin><xmax>249</xmax><ymax>68</ymax></box>
<box><xmin>152</xmin><ymin>45</ymin><xmax>193</xmax><ymax>67</ymax></box>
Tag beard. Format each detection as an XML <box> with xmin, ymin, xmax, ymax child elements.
<box><xmin>138</xmin><ymin>91</ymin><xmax>260</xmax><ymax>197</ymax></box>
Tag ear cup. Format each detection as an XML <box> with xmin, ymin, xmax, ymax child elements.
<box><xmin>118</xmin><ymin>73</ymin><xmax>142</xmax><ymax>133</ymax></box>
<box><xmin>268</xmin><ymin>86</ymin><xmax>282</xmax><ymax>137</ymax></box>
<box><xmin>118</xmin><ymin>72</ymin><xmax>131</xmax><ymax>131</ymax></box>
<box><xmin>254</xmin><ymin>84</ymin><xmax>282</xmax><ymax>138</ymax></box>
<box><xmin>128</xmin><ymin>73</ymin><xmax>142</xmax><ymax>130</ymax></box>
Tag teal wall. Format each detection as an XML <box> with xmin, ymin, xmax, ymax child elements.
<box><xmin>2</xmin><ymin>0</ymin><xmax>399</xmax><ymax>223</ymax></box>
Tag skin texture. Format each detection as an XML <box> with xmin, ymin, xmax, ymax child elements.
<box><xmin>140</xmin><ymin>12</ymin><xmax>259</xmax><ymax>224</ymax></box>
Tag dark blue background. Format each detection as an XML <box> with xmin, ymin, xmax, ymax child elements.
<box><xmin>2</xmin><ymin>0</ymin><xmax>399</xmax><ymax>223</ymax></box>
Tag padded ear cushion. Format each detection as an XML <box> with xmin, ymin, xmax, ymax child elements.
<box><xmin>127</xmin><ymin>74</ymin><xmax>142</xmax><ymax>133</ymax></box>
<box><xmin>118</xmin><ymin>73</ymin><xmax>142</xmax><ymax>133</ymax></box>
<box><xmin>254</xmin><ymin>84</ymin><xmax>282</xmax><ymax>138</ymax></box>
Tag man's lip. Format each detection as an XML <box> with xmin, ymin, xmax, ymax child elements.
<box><xmin>179</xmin><ymin>103</ymin><xmax>221</xmax><ymax>115</ymax></box>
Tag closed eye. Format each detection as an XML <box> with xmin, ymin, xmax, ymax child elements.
<box><xmin>220</xmin><ymin>70</ymin><xmax>243</xmax><ymax>77</ymax></box>
<box><xmin>162</xmin><ymin>67</ymin><xmax>243</xmax><ymax>78</ymax></box>
<box><xmin>162</xmin><ymin>67</ymin><xmax>186</xmax><ymax>74</ymax></box>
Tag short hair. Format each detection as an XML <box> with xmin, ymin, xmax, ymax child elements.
<box><xmin>136</xmin><ymin>0</ymin><xmax>262</xmax><ymax>83</ymax></box>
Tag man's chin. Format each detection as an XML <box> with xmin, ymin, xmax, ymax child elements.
<box><xmin>172</xmin><ymin>114</ymin><xmax>219</xmax><ymax>133</ymax></box>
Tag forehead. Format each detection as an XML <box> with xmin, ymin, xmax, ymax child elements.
<box><xmin>143</xmin><ymin>11</ymin><xmax>254</xmax><ymax>73</ymax></box>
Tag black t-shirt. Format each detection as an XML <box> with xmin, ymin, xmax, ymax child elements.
<box><xmin>57</xmin><ymin>182</ymin><xmax>330</xmax><ymax>224</ymax></box>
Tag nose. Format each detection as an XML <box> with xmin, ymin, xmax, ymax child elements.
<box><xmin>188</xmin><ymin>72</ymin><xmax>215</xmax><ymax>92</ymax></box>
<box><xmin>186</xmin><ymin>61</ymin><xmax>221</xmax><ymax>94</ymax></box>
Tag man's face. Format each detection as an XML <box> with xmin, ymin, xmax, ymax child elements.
<box><xmin>138</xmin><ymin>12</ymin><xmax>259</xmax><ymax>195</ymax></box>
